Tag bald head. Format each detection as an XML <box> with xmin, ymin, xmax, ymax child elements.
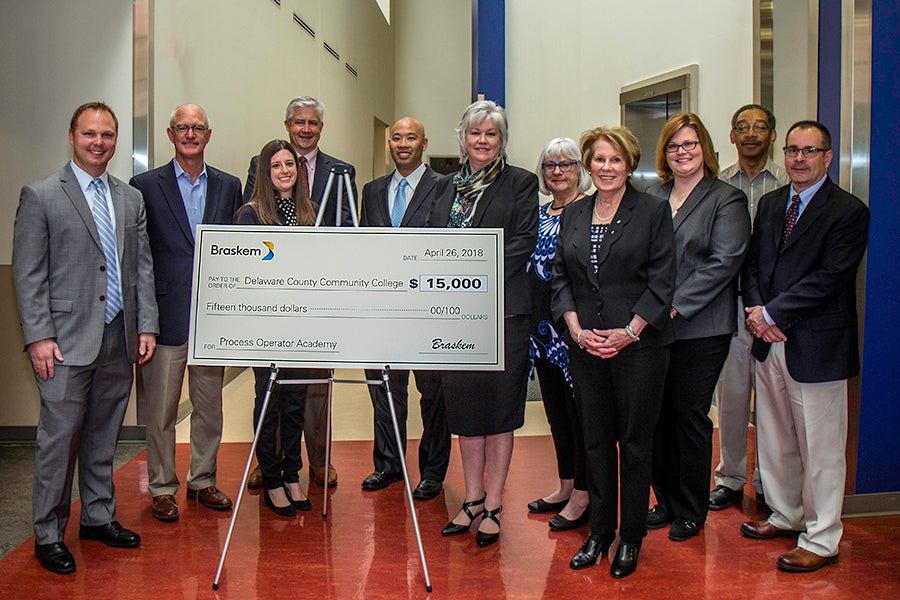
<box><xmin>389</xmin><ymin>117</ymin><xmax>428</xmax><ymax>176</ymax></box>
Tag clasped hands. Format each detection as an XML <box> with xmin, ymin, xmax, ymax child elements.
<box><xmin>576</xmin><ymin>327</ymin><xmax>637</xmax><ymax>359</ymax></box>
<box><xmin>744</xmin><ymin>305</ymin><xmax>787</xmax><ymax>343</ymax></box>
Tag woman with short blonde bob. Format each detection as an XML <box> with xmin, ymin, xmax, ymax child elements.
<box><xmin>552</xmin><ymin>126</ymin><xmax>674</xmax><ymax>577</ymax></box>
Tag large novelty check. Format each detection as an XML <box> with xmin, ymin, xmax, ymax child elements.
<box><xmin>187</xmin><ymin>226</ymin><xmax>504</xmax><ymax>370</ymax></box>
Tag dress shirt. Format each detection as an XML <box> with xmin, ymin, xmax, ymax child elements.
<box><xmin>388</xmin><ymin>163</ymin><xmax>426</xmax><ymax>216</ymax></box>
<box><xmin>70</xmin><ymin>161</ymin><xmax>122</xmax><ymax>277</ymax></box>
<box><xmin>719</xmin><ymin>158</ymin><xmax>788</xmax><ymax>219</ymax></box>
<box><xmin>173</xmin><ymin>159</ymin><xmax>207</xmax><ymax>237</ymax></box>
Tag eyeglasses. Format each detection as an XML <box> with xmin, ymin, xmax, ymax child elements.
<box><xmin>783</xmin><ymin>146</ymin><xmax>830</xmax><ymax>158</ymax></box>
<box><xmin>733</xmin><ymin>122</ymin><xmax>771</xmax><ymax>134</ymax></box>
<box><xmin>173</xmin><ymin>124</ymin><xmax>209</xmax><ymax>136</ymax></box>
<box><xmin>664</xmin><ymin>140</ymin><xmax>700</xmax><ymax>154</ymax></box>
<box><xmin>541</xmin><ymin>160</ymin><xmax>578</xmax><ymax>174</ymax></box>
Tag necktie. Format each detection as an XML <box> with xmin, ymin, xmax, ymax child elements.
<box><xmin>90</xmin><ymin>178</ymin><xmax>122</xmax><ymax>322</ymax></box>
<box><xmin>277</xmin><ymin>197</ymin><xmax>297</xmax><ymax>226</ymax></box>
<box><xmin>782</xmin><ymin>194</ymin><xmax>801</xmax><ymax>246</ymax></box>
<box><xmin>391</xmin><ymin>178</ymin><xmax>409</xmax><ymax>227</ymax></box>
<box><xmin>298</xmin><ymin>155</ymin><xmax>311</xmax><ymax>203</ymax></box>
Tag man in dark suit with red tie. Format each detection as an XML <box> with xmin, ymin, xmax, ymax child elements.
<box><xmin>739</xmin><ymin>120</ymin><xmax>869</xmax><ymax>573</ymax></box>
<box><xmin>130</xmin><ymin>104</ymin><xmax>242</xmax><ymax>522</ymax></box>
<box><xmin>358</xmin><ymin>117</ymin><xmax>451</xmax><ymax>499</ymax></box>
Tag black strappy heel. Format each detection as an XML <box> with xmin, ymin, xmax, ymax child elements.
<box><xmin>441</xmin><ymin>497</ymin><xmax>486</xmax><ymax>536</ymax></box>
<box><xmin>475</xmin><ymin>505</ymin><xmax>503</xmax><ymax>547</ymax></box>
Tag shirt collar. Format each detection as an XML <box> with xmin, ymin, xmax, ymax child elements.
<box><xmin>173</xmin><ymin>158</ymin><xmax>207</xmax><ymax>183</ymax></box>
<box><xmin>790</xmin><ymin>175</ymin><xmax>828</xmax><ymax>208</ymax></box>
<box><xmin>393</xmin><ymin>163</ymin><xmax>426</xmax><ymax>189</ymax></box>
<box><xmin>69</xmin><ymin>160</ymin><xmax>108</xmax><ymax>193</ymax></box>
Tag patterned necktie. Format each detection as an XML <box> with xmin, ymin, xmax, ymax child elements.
<box><xmin>90</xmin><ymin>178</ymin><xmax>122</xmax><ymax>322</ymax></box>
<box><xmin>782</xmin><ymin>194</ymin><xmax>801</xmax><ymax>246</ymax></box>
<box><xmin>298</xmin><ymin>155</ymin><xmax>311</xmax><ymax>203</ymax></box>
<box><xmin>277</xmin><ymin>197</ymin><xmax>297</xmax><ymax>226</ymax></box>
<box><xmin>391</xmin><ymin>178</ymin><xmax>409</xmax><ymax>227</ymax></box>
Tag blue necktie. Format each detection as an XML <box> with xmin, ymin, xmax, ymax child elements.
<box><xmin>90</xmin><ymin>178</ymin><xmax>122</xmax><ymax>322</ymax></box>
<box><xmin>391</xmin><ymin>178</ymin><xmax>409</xmax><ymax>227</ymax></box>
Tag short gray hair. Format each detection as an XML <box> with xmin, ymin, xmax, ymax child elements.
<box><xmin>535</xmin><ymin>137</ymin><xmax>592</xmax><ymax>195</ymax></box>
<box><xmin>456</xmin><ymin>100</ymin><xmax>508</xmax><ymax>161</ymax></box>
<box><xmin>168</xmin><ymin>104</ymin><xmax>209</xmax><ymax>129</ymax></box>
<box><xmin>284</xmin><ymin>96</ymin><xmax>325</xmax><ymax>122</ymax></box>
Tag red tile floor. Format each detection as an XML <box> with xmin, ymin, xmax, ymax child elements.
<box><xmin>1</xmin><ymin>435</ymin><xmax>898</xmax><ymax>599</ymax></box>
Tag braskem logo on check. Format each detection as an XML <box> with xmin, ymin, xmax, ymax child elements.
<box><xmin>209</xmin><ymin>241</ymin><xmax>275</xmax><ymax>261</ymax></box>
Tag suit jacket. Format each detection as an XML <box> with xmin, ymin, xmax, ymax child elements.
<box><xmin>551</xmin><ymin>182</ymin><xmax>675</xmax><ymax>347</ymax></box>
<box><xmin>646</xmin><ymin>176</ymin><xmax>750</xmax><ymax>339</ymax></box>
<box><xmin>359</xmin><ymin>165</ymin><xmax>443</xmax><ymax>228</ymax></box>
<box><xmin>12</xmin><ymin>163</ymin><xmax>159</xmax><ymax>365</ymax></box>
<box><xmin>242</xmin><ymin>149</ymin><xmax>357</xmax><ymax>226</ymax></box>
<box><xmin>743</xmin><ymin>176</ymin><xmax>869</xmax><ymax>382</ymax></box>
<box><xmin>130</xmin><ymin>160</ymin><xmax>243</xmax><ymax>346</ymax></box>
<box><xmin>427</xmin><ymin>164</ymin><xmax>539</xmax><ymax>315</ymax></box>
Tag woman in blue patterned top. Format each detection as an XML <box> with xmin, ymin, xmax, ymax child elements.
<box><xmin>526</xmin><ymin>138</ymin><xmax>592</xmax><ymax>532</ymax></box>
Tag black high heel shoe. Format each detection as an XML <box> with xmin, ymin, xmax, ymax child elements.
<box><xmin>475</xmin><ymin>506</ymin><xmax>502</xmax><ymax>547</ymax></box>
<box><xmin>610</xmin><ymin>541</ymin><xmax>641</xmax><ymax>578</ymax></box>
<box><xmin>263</xmin><ymin>486</ymin><xmax>296</xmax><ymax>517</ymax></box>
<box><xmin>549</xmin><ymin>504</ymin><xmax>590</xmax><ymax>531</ymax></box>
<box><xmin>442</xmin><ymin>497</ymin><xmax>485</xmax><ymax>536</ymax></box>
<box><xmin>569</xmin><ymin>533</ymin><xmax>615</xmax><ymax>569</ymax></box>
<box><xmin>285</xmin><ymin>482</ymin><xmax>312</xmax><ymax>511</ymax></box>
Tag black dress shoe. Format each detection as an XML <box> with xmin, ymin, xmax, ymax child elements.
<box><xmin>412</xmin><ymin>479</ymin><xmax>443</xmax><ymax>500</ymax></box>
<box><xmin>263</xmin><ymin>487</ymin><xmax>296</xmax><ymax>517</ymax></box>
<box><xmin>549</xmin><ymin>506</ymin><xmax>590</xmax><ymax>531</ymax></box>
<box><xmin>79</xmin><ymin>521</ymin><xmax>141</xmax><ymax>548</ymax></box>
<box><xmin>569</xmin><ymin>533</ymin><xmax>614</xmax><ymax>569</ymax></box>
<box><xmin>708</xmin><ymin>485</ymin><xmax>742</xmax><ymax>511</ymax></box>
<box><xmin>361</xmin><ymin>471</ymin><xmax>403</xmax><ymax>491</ymax></box>
<box><xmin>35</xmin><ymin>541</ymin><xmax>75</xmax><ymax>575</ymax></box>
<box><xmin>475</xmin><ymin>506</ymin><xmax>502</xmax><ymax>547</ymax></box>
<box><xmin>527</xmin><ymin>497</ymin><xmax>569</xmax><ymax>513</ymax></box>
<box><xmin>669</xmin><ymin>519</ymin><xmax>702</xmax><ymax>541</ymax></box>
<box><xmin>646</xmin><ymin>503</ymin><xmax>670</xmax><ymax>529</ymax></box>
<box><xmin>610</xmin><ymin>541</ymin><xmax>641</xmax><ymax>578</ymax></box>
<box><xmin>442</xmin><ymin>497</ymin><xmax>485</xmax><ymax>536</ymax></box>
<box><xmin>285</xmin><ymin>483</ymin><xmax>312</xmax><ymax>511</ymax></box>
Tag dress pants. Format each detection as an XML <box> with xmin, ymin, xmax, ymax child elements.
<box><xmin>363</xmin><ymin>368</ymin><xmax>451</xmax><ymax>481</ymax></box>
<box><xmin>32</xmin><ymin>315</ymin><xmax>133</xmax><ymax>544</ymax></box>
<box><xmin>253</xmin><ymin>367</ymin><xmax>307</xmax><ymax>489</ymax></box>
<box><xmin>302</xmin><ymin>370</ymin><xmax>330</xmax><ymax>467</ymax></box>
<box><xmin>141</xmin><ymin>342</ymin><xmax>224</xmax><ymax>496</ymax></box>
<box><xmin>570</xmin><ymin>343</ymin><xmax>669</xmax><ymax>543</ymax></box>
<box><xmin>652</xmin><ymin>334</ymin><xmax>732</xmax><ymax>525</ymax></box>
<box><xmin>534</xmin><ymin>358</ymin><xmax>587</xmax><ymax>490</ymax></box>
<box><xmin>714</xmin><ymin>298</ymin><xmax>763</xmax><ymax>493</ymax></box>
<box><xmin>755</xmin><ymin>342</ymin><xmax>846</xmax><ymax>557</ymax></box>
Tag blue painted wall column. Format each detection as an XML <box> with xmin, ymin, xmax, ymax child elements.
<box><xmin>472</xmin><ymin>0</ymin><xmax>505</xmax><ymax>105</ymax></box>
<box><xmin>817</xmin><ymin>0</ymin><xmax>842</xmax><ymax>180</ymax></box>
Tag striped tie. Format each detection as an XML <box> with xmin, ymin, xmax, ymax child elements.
<box><xmin>90</xmin><ymin>178</ymin><xmax>123</xmax><ymax>322</ymax></box>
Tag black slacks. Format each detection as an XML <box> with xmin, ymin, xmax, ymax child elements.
<box><xmin>252</xmin><ymin>367</ymin><xmax>308</xmax><ymax>490</ymax></box>
<box><xmin>534</xmin><ymin>358</ymin><xmax>587</xmax><ymax>490</ymax></box>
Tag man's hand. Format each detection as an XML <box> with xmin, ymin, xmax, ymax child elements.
<box><xmin>27</xmin><ymin>339</ymin><xmax>64</xmax><ymax>380</ymax></box>
<box><xmin>138</xmin><ymin>333</ymin><xmax>156</xmax><ymax>365</ymax></box>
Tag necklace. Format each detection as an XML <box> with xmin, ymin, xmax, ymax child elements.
<box><xmin>593</xmin><ymin>201</ymin><xmax>617</xmax><ymax>221</ymax></box>
<box><xmin>550</xmin><ymin>192</ymin><xmax>581</xmax><ymax>211</ymax></box>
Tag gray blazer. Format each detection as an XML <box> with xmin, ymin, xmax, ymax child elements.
<box><xmin>646</xmin><ymin>176</ymin><xmax>750</xmax><ymax>340</ymax></box>
<box><xmin>12</xmin><ymin>163</ymin><xmax>159</xmax><ymax>365</ymax></box>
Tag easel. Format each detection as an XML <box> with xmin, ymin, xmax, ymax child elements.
<box><xmin>213</xmin><ymin>166</ymin><xmax>433</xmax><ymax>592</ymax></box>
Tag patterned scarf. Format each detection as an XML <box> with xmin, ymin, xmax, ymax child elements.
<box><xmin>448</xmin><ymin>157</ymin><xmax>506</xmax><ymax>228</ymax></box>
<box><xmin>276</xmin><ymin>197</ymin><xmax>297</xmax><ymax>226</ymax></box>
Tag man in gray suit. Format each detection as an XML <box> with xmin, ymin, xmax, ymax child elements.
<box><xmin>358</xmin><ymin>117</ymin><xmax>451</xmax><ymax>499</ymax></box>
<box><xmin>12</xmin><ymin>102</ymin><xmax>158</xmax><ymax>575</ymax></box>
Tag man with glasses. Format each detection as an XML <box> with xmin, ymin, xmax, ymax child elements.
<box><xmin>739</xmin><ymin>120</ymin><xmax>869</xmax><ymax>573</ymax></box>
<box><xmin>709</xmin><ymin>104</ymin><xmax>788</xmax><ymax>512</ymax></box>
<box><xmin>130</xmin><ymin>104</ymin><xmax>242</xmax><ymax>522</ymax></box>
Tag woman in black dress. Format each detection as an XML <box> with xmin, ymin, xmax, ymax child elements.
<box><xmin>428</xmin><ymin>100</ymin><xmax>538</xmax><ymax>547</ymax></box>
<box><xmin>236</xmin><ymin>139</ymin><xmax>316</xmax><ymax>516</ymax></box>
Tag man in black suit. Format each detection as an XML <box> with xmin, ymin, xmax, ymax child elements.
<box><xmin>739</xmin><ymin>121</ymin><xmax>869</xmax><ymax>573</ymax></box>
<box><xmin>242</xmin><ymin>96</ymin><xmax>357</xmax><ymax>487</ymax></box>
<box><xmin>358</xmin><ymin>117</ymin><xmax>451</xmax><ymax>499</ymax></box>
<box><xmin>130</xmin><ymin>104</ymin><xmax>242</xmax><ymax>522</ymax></box>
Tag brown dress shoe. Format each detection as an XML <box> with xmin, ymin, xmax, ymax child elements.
<box><xmin>248</xmin><ymin>465</ymin><xmax>263</xmax><ymax>489</ymax></box>
<box><xmin>310</xmin><ymin>464</ymin><xmax>338</xmax><ymax>487</ymax></box>
<box><xmin>151</xmin><ymin>494</ymin><xmax>179</xmax><ymax>522</ymax></box>
<box><xmin>187</xmin><ymin>486</ymin><xmax>233</xmax><ymax>510</ymax></box>
<box><xmin>740</xmin><ymin>519</ymin><xmax>801</xmax><ymax>539</ymax></box>
<box><xmin>777</xmin><ymin>546</ymin><xmax>839</xmax><ymax>572</ymax></box>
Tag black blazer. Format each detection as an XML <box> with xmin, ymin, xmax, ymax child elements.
<box><xmin>427</xmin><ymin>164</ymin><xmax>539</xmax><ymax>316</ymax></box>
<box><xmin>743</xmin><ymin>177</ymin><xmax>869</xmax><ymax>382</ymax></box>
<box><xmin>646</xmin><ymin>176</ymin><xmax>750</xmax><ymax>340</ymax></box>
<box><xmin>551</xmin><ymin>182</ymin><xmax>675</xmax><ymax>348</ymax></box>
<box><xmin>242</xmin><ymin>150</ymin><xmax>357</xmax><ymax>226</ymax></box>
<box><xmin>360</xmin><ymin>166</ymin><xmax>444</xmax><ymax>228</ymax></box>
<box><xmin>130</xmin><ymin>160</ymin><xmax>242</xmax><ymax>346</ymax></box>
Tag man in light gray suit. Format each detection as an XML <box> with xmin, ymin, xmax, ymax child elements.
<box><xmin>12</xmin><ymin>102</ymin><xmax>158</xmax><ymax>575</ymax></box>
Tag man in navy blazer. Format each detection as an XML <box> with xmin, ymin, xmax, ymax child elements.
<box><xmin>241</xmin><ymin>96</ymin><xmax>356</xmax><ymax>487</ymax></box>
<box><xmin>740</xmin><ymin>121</ymin><xmax>869</xmax><ymax>573</ymax></box>
<box><xmin>358</xmin><ymin>117</ymin><xmax>451</xmax><ymax>499</ymax></box>
<box><xmin>130</xmin><ymin>104</ymin><xmax>242</xmax><ymax>521</ymax></box>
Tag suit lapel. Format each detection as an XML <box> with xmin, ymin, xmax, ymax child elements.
<box><xmin>401</xmin><ymin>168</ymin><xmax>438</xmax><ymax>226</ymax></box>
<box><xmin>61</xmin><ymin>164</ymin><xmax>102</xmax><ymax>248</ymax></box>
<box><xmin>768</xmin><ymin>188</ymin><xmax>790</xmax><ymax>255</ymax></box>
<box><xmin>780</xmin><ymin>178</ymin><xmax>830</xmax><ymax>253</ymax></box>
<box><xmin>374</xmin><ymin>175</ymin><xmax>392</xmax><ymax>226</ymax></box>
<box><xmin>673</xmin><ymin>177</ymin><xmax>713</xmax><ymax>231</ymax></box>
<box><xmin>471</xmin><ymin>166</ymin><xmax>509</xmax><ymax>227</ymax></box>
<box><xmin>203</xmin><ymin>167</ymin><xmax>221</xmax><ymax>225</ymax></box>
<box><xmin>312</xmin><ymin>152</ymin><xmax>331</xmax><ymax>206</ymax></box>
<box><xmin>159</xmin><ymin>161</ymin><xmax>195</xmax><ymax>243</ymax></box>
<box><xmin>594</xmin><ymin>184</ymin><xmax>636</xmax><ymax>273</ymax></box>
<box><xmin>568</xmin><ymin>194</ymin><xmax>595</xmax><ymax>279</ymax></box>
<box><xmin>108</xmin><ymin>176</ymin><xmax>127</xmax><ymax>259</ymax></box>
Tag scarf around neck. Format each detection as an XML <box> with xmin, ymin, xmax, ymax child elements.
<box><xmin>448</xmin><ymin>156</ymin><xmax>506</xmax><ymax>228</ymax></box>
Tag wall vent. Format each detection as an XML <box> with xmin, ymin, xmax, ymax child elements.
<box><xmin>293</xmin><ymin>13</ymin><xmax>315</xmax><ymax>38</ymax></box>
<box><xmin>271</xmin><ymin>0</ymin><xmax>281</xmax><ymax>6</ymax></box>
<box><xmin>345</xmin><ymin>63</ymin><xmax>358</xmax><ymax>78</ymax></box>
<box><xmin>323</xmin><ymin>42</ymin><xmax>340</xmax><ymax>61</ymax></box>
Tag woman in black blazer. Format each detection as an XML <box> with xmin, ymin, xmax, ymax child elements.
<box><xmin>428</xmin><ymin>100</ymin><xmax>538</xmax><ymax>547</ymax></box>
<box><xmin>235</xmin><ymin>139</ymin><xmax>317</xmax><ymax>517</ymax></box>
<box><xmin>645</xmin><ymin>114</ymin><xmax>750</xmax><ymax>541</ymax></box>
<box><xmin>552</xmin><ymin>126</ymin><xmax>674</xmax><ymax>578</ymax></box>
